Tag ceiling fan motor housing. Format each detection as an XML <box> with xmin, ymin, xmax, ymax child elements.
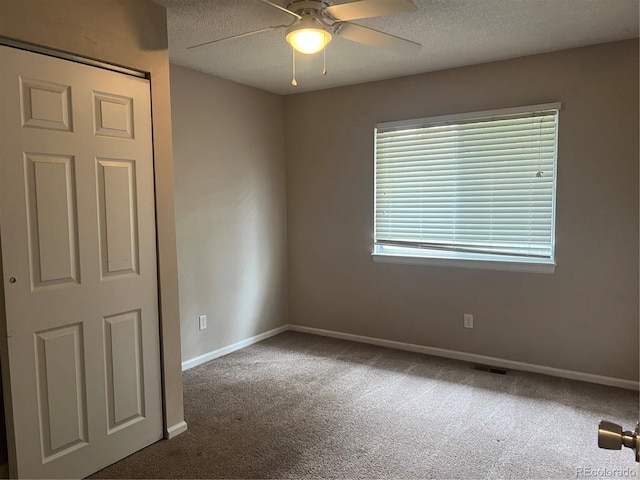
<box><xmin>287</xmin><ymin>1</ymin><xmax>331</xmax><ymax>17</ymax></box>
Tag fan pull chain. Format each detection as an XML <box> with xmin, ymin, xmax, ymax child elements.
<box><xmin>291</xmin><ymin>46</ymin><xmax>297</xmax><ymax>87</ymax></box>
<box><xmin>322</xmin><ymin>35</ymin><xmax>327</xmax><ymax>75</ymax></box>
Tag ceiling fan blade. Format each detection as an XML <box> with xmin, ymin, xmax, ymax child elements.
<box><xmin>187</xmin><ymin>25</ymin><xmax>288</xmax><ymax>50</ymax></box>
<box><xmin>325</xmin><ymin>0</ymin><xmax>416</xmax><ymax>21</ymax></box>
<box><xmin>335</xmin><ymin>22</ymin><xmax>421</xmax><ymax>53</ymax></box>
<box><xmin>257</xmin><ymin>0</ymin><xmax>302</xmax><ymax>19</ymax></box>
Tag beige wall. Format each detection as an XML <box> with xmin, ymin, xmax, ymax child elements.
<box><xmin>170</xmin><ymin>65</ymin><xmax>288</xmax><ymax>363</ymax></box>
<box><xmin>285</xmin><ymin>40</ymin><xmax>639</xmax><ymax>381</ymax></box>
<box><xmin>0</xmin><ymin>0</ymin><xmax>185</xmax><ymax>435</ymax></box>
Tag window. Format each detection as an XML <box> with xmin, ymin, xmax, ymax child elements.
<box><xmin>373</xmin><ymin>103</ymin><xmax>560</xmax><ymax>274</ymax></box>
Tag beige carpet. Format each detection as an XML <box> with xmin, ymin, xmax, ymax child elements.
<box><xmin>91</xmin><ymin>331</ymin><xmax>639</xmax><ymax>479</ymax></box>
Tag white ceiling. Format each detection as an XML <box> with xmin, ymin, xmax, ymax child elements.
<box><xmin>155</xmin><ymin>0</ymin><xmax>639</xmax><ymax>95</ymax></box>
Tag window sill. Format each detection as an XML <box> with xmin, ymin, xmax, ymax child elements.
<box><xmin>371</xmin><ymin>250</ymin><xmax>556</xmax><ymax>274</ymax></box>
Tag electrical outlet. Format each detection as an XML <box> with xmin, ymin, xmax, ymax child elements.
<box><xmin>199</xmin><ymin>315</ymin><xmax>207</xmax><ymax>331</ymax></box>
<box><xmin>463</xmin><ymin>313</ymin><xmax>474</xmax><ymax>329</ymax></box>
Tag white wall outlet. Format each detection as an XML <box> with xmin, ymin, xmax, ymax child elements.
<box><xmin>463</xmin><ymin>313</ymin><xmax>474</xmax><ymax>329</ymax></box>
<box><xmin>198</xmin><ymin>315</ymin><xmax>207</xmax><ymax>331</ymax></box>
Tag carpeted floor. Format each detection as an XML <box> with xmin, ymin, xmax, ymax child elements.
<box><xmin>91</xmin><ymin>331</ymin><xmax>639</xmax><ymax>479</ymax></box>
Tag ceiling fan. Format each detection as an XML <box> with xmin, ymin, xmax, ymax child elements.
<box><xmin>187</xmin><ymin>0</ymin><xmax>421</xmax><ymax>85</ymax></box>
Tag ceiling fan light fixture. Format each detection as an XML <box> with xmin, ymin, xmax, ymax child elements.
<box><xmin>286</xmin><ymin>17</ymin><xmax>332</xmax><ymax>55</ymax></box>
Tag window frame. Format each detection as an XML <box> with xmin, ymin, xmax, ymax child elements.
<box><xmin>372</xmin><ymin>103</ymin><xmax>561</xmax><ymax>274</ymax></box>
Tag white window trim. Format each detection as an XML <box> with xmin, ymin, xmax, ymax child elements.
<box><xmin>371</xmin><ymin>248</ymin><xmax>556</xmax><ymax>274</ymax></box>
<box><xmin>373</xmin><ymin>103</ymin><xmax>561</xmax><ymax>274</ymax></box>
<box><xmin>377</xmin><ymin>102</ymin><xmax>562</xmax><ymax>129</ymax></box>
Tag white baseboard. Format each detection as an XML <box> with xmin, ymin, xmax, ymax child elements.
<box><xmin>288</xmin><ymin>325</ymin><xmax>640</xmax><ymax>391</ymax></box>
<box><xmin>180</xmin><ymin>323</ymin><xmax>638</xmax><ymax>390</ymax></box>
<box><xmin>166</xmin><ymin>420</ymin><xmax>188</xmax><ymax>439</ymax></box>
<box><xmin>181</xmin><ymin>325</ymin><xmax>289</xmax><ymax>371</ymax></box>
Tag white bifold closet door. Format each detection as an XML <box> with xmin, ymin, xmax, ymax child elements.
<box><xmin>0</xmin><ymin>45</ymin><xmax>163</xmax><ymax>479</ymax></box>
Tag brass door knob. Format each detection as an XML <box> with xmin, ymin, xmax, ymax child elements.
<box><xmin>598</xmin><ymin>420</ymin><xmax>639</xmax><ymax>462</ymax></box>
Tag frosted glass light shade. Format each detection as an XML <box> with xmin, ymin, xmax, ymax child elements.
<box><xmin>286</xmin><ymin>19</ymin><xmax>332</xmax><ymax>55</ymax></box>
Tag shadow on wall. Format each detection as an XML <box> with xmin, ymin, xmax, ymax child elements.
<box><xmin>177</xmin><ymin>163</ymin><xmax>285</xmax><ymax>356</ymax></box>
<box><xmin>170</xmin><ymin>64</ymin><xmax>287</xmax><ymax>363</ymax></box>
<box><xmin>120</xmin><ymin>0</ymin><xmax>169</xmax><ymax>51</ymax></box>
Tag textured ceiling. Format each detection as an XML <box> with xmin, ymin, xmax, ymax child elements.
<box><xmin>155</xmin><ymin>0</ymin><xmax>639</xmax><ymax>95</ymax></box>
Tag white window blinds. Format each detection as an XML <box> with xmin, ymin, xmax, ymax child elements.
<box><xmin>374</xmin><ymin>104</ymin><xmax>559</xmax><ymax>262</ymax></box>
